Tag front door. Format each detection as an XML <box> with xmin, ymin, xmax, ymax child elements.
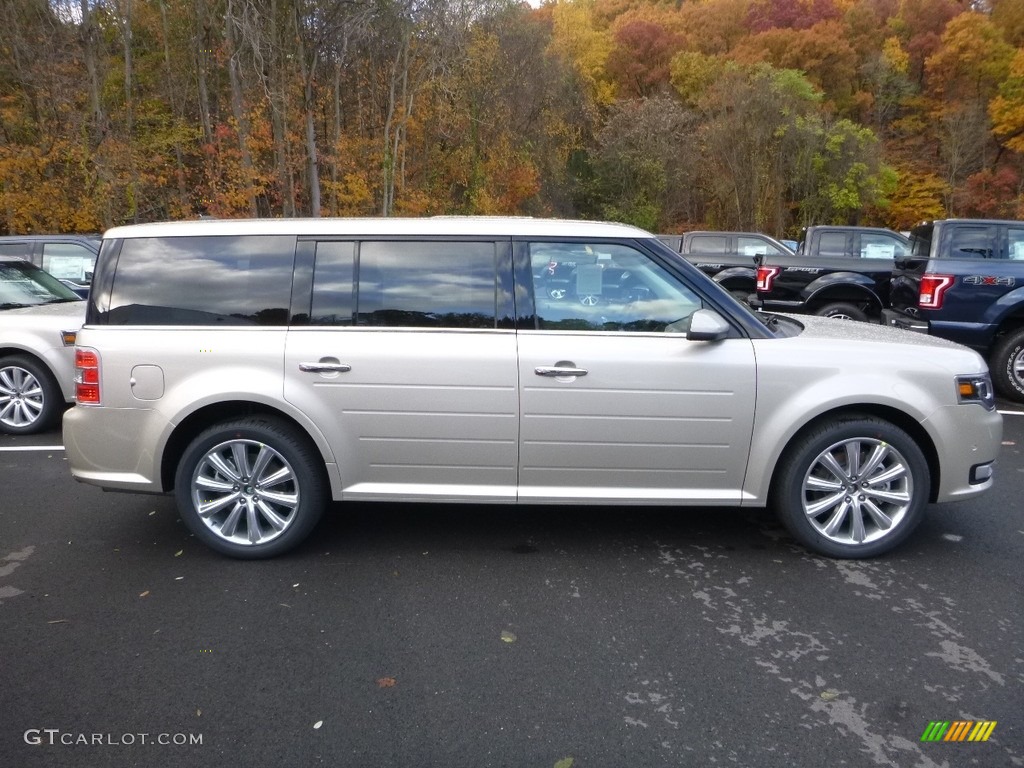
<box><xmin>517</xmin><ymin>241</ymin><xmax>757</xmax><ymax>504</ymax></box>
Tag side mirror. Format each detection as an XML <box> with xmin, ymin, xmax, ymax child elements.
<box><xmin>686</xmin><ymin>309</ymin><xmax>731</xmax><ymax>341</ymax></box>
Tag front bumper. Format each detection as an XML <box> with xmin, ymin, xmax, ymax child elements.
<box><xmin>924</xmin><ymin>402</ymin><xmax>1002</xmax><ymax>503</ymax></box>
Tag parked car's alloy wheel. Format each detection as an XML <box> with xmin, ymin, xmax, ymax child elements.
<box><xmin>0</xmin><ymin>355</ymin><xmax>61</xmax><ymax>435</ymax></box>
<box><xmin>772</xmin><ymin>416</ymin><xmax>929</xmax><ymax>558</ymax></box>
<box><xmin>990</xmin><ymin>328</ymin><xmax>1024</xmax><ymax>402</ymax></box>
<box><xmin>815</xmin><ymin>302</ymin><xmax>869</xmax><ymax>322</ymax></box>
<box><xmin>174</xmin><ymin>418</ymin><xmax>327</xmax><ymax>558</ymax></box>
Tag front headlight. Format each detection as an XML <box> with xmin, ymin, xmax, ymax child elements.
<box><xmin>956</xmin><ymin>373</ymin><xmax>995</xmax><ymax>411</ymax></box>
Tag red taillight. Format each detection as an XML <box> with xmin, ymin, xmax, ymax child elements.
<box><xmin>919</xmin><ymin>274</ymin><xmax>954</xmax><ymax>309</ymax></box>
<box><xmin>756</xmin><ymin>266</ymin><xmax>781</xmax><ymax>292</ymax></box>
<box><xmin>75</xmin><ymin>348</ymin><xmax>100</xmax><ymax>404</ymax></box>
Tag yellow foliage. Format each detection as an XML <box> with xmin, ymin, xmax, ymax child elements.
<box><xmin>881</xmin><ymin>166</ymin><xmax>947</xmax><ymax>230</ymax></box>
<box><xmin>881</xmin><ymin>37</ymin><xmax>909</xmax><ymax>75</ymax></box>
<box><xmin>0</xmin><ymin>141</ymin><xmax>105</xmax><ymax>233</ymax></box>
<box><xmin>990</xmin><ymin>48</ymin><xmax>1024</xmax><ymax>154</ymax></box>
<box><xmin>550</xmin><ymin>0</ymin><xmax>617</xmax><ymax>104</ymax></box>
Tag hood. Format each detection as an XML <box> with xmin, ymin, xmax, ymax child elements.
<box><xmin>782</xmin><ymin>313</ymin><xmax>967</xmax><ymax>351</ymax></box>
<box><xmin>1</xmin><ymin>300</ymin><xmax>87</xmax><ymax>322</ymax></box>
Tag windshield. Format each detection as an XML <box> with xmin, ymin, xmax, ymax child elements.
<box><xmin>0</xmin><ymin>260</ymin><xmax>83</xmax><ymax>308</ymax></box>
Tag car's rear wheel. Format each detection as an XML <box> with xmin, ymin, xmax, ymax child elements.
<box><xmin>0</xmin><ymin>355</ymin><xmax>62</xmax><ymax>435</ymax></box>
<box><xmin>990</xmin><ymin>328</ymin><xmax>1024</xmax><ymax>402</ymax></box>
<box><xmin>815</xmin><ymin>302</ymin><xmax>869</xmax><ymax>322</ymax></box>
<box><xmin>174</xmin><ymin>417</ymin><xmax>327</xmax><ymax>559</ymax></box>
<box><xmin>771</xmin><ymin>416</ymin><xmax>929</xmax><ymax>558</ymax></box>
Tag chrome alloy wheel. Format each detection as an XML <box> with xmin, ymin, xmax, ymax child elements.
<box><xmin>0</xmin><ymin>365</ymin><xmax>45</xmax><ymax>429</ymax></box>
<box><xmin>800</xmin><ymin>437</ymin><xmax>913</xmax><ymax>546</ymax></box>
<box><xmin>190</xmin><ymin>439</ymin><xmax>300</xmax><ymax>547</ymax></box>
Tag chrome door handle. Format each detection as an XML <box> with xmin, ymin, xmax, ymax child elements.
<box><xmin>535</xmin><ymin>366</ymin><xmax>588</xmax><ymax>377</ymax></box>
<box><xmin>299</xmin><ymin>362</ymin><xmax>352</xmax><ymax>373</ymax></box>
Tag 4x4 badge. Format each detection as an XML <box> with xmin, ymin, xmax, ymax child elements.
<box><xmin>963</xmin><ymin>275</ymin><xmax>1015</xmax><ymax>286</ymax></box>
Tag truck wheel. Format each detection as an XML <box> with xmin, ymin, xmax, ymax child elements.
<box><xmin>0</xmin><ymin>355</ymin><xmax>63</xmax><ymax>435</ymax></box>
<box><xmin>771</xmin><ymin>416</ymin><xmax>929</xmax><ymax>559</ymax></box>
<box><xmin>990</xmin><ymin>328</ymin><xmax>1024</xmax><ymax>402</ymax></box>
<box><xmin>815</xmin><ymin>302</ymin><xmax>869</xmax><ymax>322</ymax></box>
<box><xmin>174</xmin><ymin>417</ymin><xmax>328</xmax><ymax>559</ymax></box>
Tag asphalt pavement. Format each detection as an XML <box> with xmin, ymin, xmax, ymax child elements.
<box><xmin>1</xmin><ymin>405</ymin><xmax>1022</xmax><ymax>768</ymax></box>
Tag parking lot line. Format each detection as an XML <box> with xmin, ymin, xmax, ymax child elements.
<box><xmin>998</xmin><ymin>410</ymin><xmax>1024</xmax><ymax>416</ymax></box>
<box><xmin>0</xmin><ymin>445</ymin><xmax>65</xmax><ymax>451</ymax></box>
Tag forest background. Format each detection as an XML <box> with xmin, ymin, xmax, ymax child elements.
<box><xmin>2</xmin><ymin>0</ymin><xmax>1024</xmax><ymax>238</ymax></box>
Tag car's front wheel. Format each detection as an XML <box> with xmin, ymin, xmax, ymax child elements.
<box><xmin>0</xmin><ymin>355</ymin><xmax>63</xmax><ymax>435</ymax></box>
<box><xmin>174</xmin><ymin>417</ymin><xmax>328</xmax><ymax>558</ymax></box>
<box><xmin>771</xmin><ymin>416</ymin><xmax>930</xmax><ymax>558</ymax></box>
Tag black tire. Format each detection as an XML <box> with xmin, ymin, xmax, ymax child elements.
<box><xmin>0</xmin><ymin>354</ymin><xmax>63</xmax><ymax>435</ymax></box>
<box><xmin>174</xmin><ymin>417</ymin><xmax>328</xmax><ymax>559</ymax></box>
<box><xmin>814</xmin><ymin>302</ymin><xmax>869</xmax><ymax>322</ymax></box>
<box><xmin>771</xmin><ymin>416</ymin><xmax>930</xmax><ymax>559</ymax></box>
<box><xmin>990</xmin><ymin>328</ymin><xmax>1024</xmax><ymax>402</ymax></box>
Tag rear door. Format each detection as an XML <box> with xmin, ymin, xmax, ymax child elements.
<box><xmin>284</xmin><ymin>238</ymin><xmax>520</xmax><ymax>502</ymax></box>
<box><xmin>515</xmin><ymin>240</ymin><xmax>757</xmax><ymax>504</ymax></box>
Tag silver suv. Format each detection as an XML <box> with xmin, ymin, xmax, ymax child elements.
<box><xmin>1</xmin><ymin>257</ymin><xmax>85</xmax><ymax>434</ymax></box>
<box><xmin>63</xmin><ymin>218</ymin><xmax>1002</xmax><ymax>559</ymax></box>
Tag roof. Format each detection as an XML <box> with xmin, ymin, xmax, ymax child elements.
<box><xmin>102</xmin><ymin>217</ymin><xmax>654</xmax><ymax>240</ymax></box>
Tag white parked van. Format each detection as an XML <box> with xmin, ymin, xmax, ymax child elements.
<box><xmin>63</xmin><ymin>217</ymin><xmax>1001</xmax><ymax>559</ymax></box>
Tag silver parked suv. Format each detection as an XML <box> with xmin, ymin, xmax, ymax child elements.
<box><xmin>1</xmin><ymin>256</ymin><xmax>85</xmax><ymax>434</ymax></box>
<box><xmin>63</xmin><ymin>218</ymin><xmax>1002</xmax><ymax>559</ymax></box>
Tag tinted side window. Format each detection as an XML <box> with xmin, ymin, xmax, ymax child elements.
<box><xmin>817</xmin><ymin>232</ymin><xmax>848</xmax><ymax>258</ymax></box>
<box><xmin>106</xmin><ymin>236</ymin><xmax>294</xmax><ymax>325</ymax></box>
<box><xmin>0</xmin><ymin>243</ymin><xmax>29</xmax><ymax>258</ymax></box>
<box><xmin>949</xmin><ymin>226</ymin><xmax>997</xmax><ymax>259</ymax></box>
<box><xmin>356</xmin><ymin>241</ymin><xmax>497</xmax><ymax>329</ymax></box>
<box><xmin>689</xmin><ymin>235</ymin><xmax>727</xmax><ymax>254</ymax></box>
<box><xmin>909</xmin><ymin>225</ymin><xmax>933</xmax><ymax>257</ymax></box>
<box><xmin>530</xmin><ymin>242</ymin><xmax>704</xmax><ymax>333</ymax></box>
<box><xmin>310</xmin><ymin>241</ymin><xmax>355</xmax><ymax>325</ymax></box>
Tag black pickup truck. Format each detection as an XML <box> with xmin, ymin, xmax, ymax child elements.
<box><xmin>658</xmin><ymin>231</ymin><xmax>794</xmax><ymax>300</ymax></box>
<box><xmin>751</xmin><ymin>226</ymin><xmax>910</xmax><ymax>321</ymax></box>
<box><xmin>883</xmin><ymin>218</ymin><xmax>1024</xmax><ymax>401</ymax></box>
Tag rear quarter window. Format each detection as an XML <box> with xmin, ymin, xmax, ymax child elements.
<box><xmin>689</xmin><ymin>235</ymin><xmax>727</xmax><ymax>254</ymax></box>
<box><xmin>105</xmin><ymin>236</ymin><xmax>295</xmax><ymax>325</ymax></box>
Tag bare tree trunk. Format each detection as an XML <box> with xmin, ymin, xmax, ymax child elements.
<box><xmin>79</xmin><ymin>0</ymin><xmax>104</xmax><ymax>144</ymax></box>
<box><xmin>112</xmin><ymin>0</ymin><xmax>139</xmax><ymax>221</ymax></box>
<box><xmin>293</xmin><ymin>6</ymin><xmax>320</xmax><ymax>217</ymax></box>
<box><xmin>194</xmin><ymin>0</ymin><xmax>214</xmax><ymax>146</ymax></box>
<box><xmin>159</xmin><ymin>0</ymin><xmax>189</xmax><ymax>213</ymax></box>
<box><xmin>225</xmin><ymin>0</ymin><xmax>259</xmax><ymax>217</ymax></box>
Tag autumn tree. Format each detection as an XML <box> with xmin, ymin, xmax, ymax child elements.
<box><xmin>587</xmin><ymin>96</ymin><xmax>700</xmax><ymax>230</ymax></box>
<box><xmin>924</xmin><ymin>11</ymin><xmax>1014</xmax><ymax>213</ymax></box>
<box><xmin>696</xmin><ymin>64</ymin><xmax>820</xmax><ymax>233</ymax></box>
<box><xmin>792</xmin><ymin>117</ymin><xmax>897</xmax><ymax>225</ymax></box>
<box><xmin>605</xmin><ymin>19</ymin><xmax>683</xmax><ymax>99</ymax></box>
